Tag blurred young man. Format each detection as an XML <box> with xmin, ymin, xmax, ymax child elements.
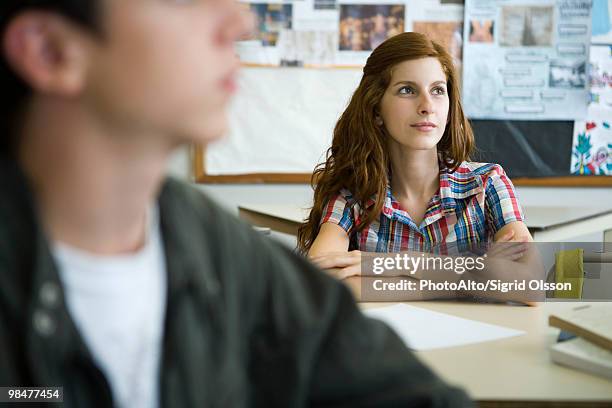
<box><xmin>0</xmin><ymin>1</ymin><xmax>472</xmax><ymax>406</ymax></box>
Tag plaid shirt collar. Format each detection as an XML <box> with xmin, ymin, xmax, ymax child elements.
<box><xmin>363</xmin><ymin>163</ymin><xmax>485</xmax><ymax>226</ymax></box>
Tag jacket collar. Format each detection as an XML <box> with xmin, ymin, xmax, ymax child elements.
<box><xmin>157</xmin><ymin>179</ymin><xmax>221</xmax><ymax>305</ymax></box>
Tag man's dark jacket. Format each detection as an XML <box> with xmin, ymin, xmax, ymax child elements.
<box><xmin>0</xmin><ymin>159</ymin><xmax>472</xmax><ymax>407</ymax></box>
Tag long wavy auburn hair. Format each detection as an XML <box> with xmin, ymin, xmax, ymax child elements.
<box><xmin>297</xmin><ymin>32</ymin><xmax>474</xmax><ymax>253</ymax></box>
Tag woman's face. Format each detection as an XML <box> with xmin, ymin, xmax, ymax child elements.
<box><xmin>378</xmin><ymin>57</ymin><xmax>450</xmax><ymax>152</ymax></box>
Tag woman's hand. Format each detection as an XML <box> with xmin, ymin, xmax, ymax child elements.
<box><xmin>309</xmin><ymin>250</ymin><xmax>362</xmax><ymax>280</ymax></box>
<box><xmin>476</xmin><ymin>229</ymin><xmax>542</xmax><ymax>306</ymax></box>
<box><xmin>486</xmin><ymin>229</ymin><xmax>529</xmax><ymax>261</ymax></box>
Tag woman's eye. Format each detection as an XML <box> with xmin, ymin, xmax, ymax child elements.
<box><xmin>432</xmin><ymin>87</ymin><xmax>447</xmax><ymax>95</ymax></box>
<box><xmin>398</xmin><ymin>86</ymin><xmax>415</xmax><ymax>95</ymax></box>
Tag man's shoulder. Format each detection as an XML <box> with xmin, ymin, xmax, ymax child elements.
<box><xmin>157</xmin><ymin>177</ymin><xmax>335</xmax><ymax>308</ymax></box>
<box><xmin>159</xmin><ymin>177</ymin><xmax>218</xmax><ymax>217</ymax></box>
<box><xmin>157</xmin><ymin>177</ymin><xmax>291</xmax><ymax>266</ymax></box>
<box><xmin>159</xmin><ymin>177</ymin><xmax>252</xmax><ymax>236</ymax></box>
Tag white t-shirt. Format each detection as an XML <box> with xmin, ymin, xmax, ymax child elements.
<box><xmin>53</xmin><ymin>207</ymin><xmax>167</xmax><ymax>408</ymax></box>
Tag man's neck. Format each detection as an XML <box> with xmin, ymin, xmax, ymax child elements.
<box><xmin>18</xmin><ymin>98</ymin><xmax>173</xmax><ymax>255</ymax></box>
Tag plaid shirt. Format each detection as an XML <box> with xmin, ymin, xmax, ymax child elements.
<box><xmin>320</xmin><ymin>162</ymin><xmax>524</xmax><ymax>254</ymax></box>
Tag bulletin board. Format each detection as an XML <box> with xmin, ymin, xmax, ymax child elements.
<box><xmin>194</xmin><ymin>0</ymin><xmax>612</xmax><ymax>187</ymax></box>
<box><xmin>471</xmin><ymin>120</ymin><xmax>612</xmax><ymax>186</ymax></box>
<box><xmin>194</xmin><ymin>121</ymin><xmax>612</xmax><ymax>186</ymax></box>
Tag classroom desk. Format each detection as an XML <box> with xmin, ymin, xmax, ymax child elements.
<box><xmin>238</xmin><ymin>204</ymin><xmax>612</xmax><ymax>242</ymax></box>
<box><xmin>359</xmin><ymin>301</ymin><xmax>612</xmax><ymax>407</ymax></box>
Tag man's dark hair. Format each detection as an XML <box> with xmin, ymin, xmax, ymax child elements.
<box><xmin>0</xmin><ymin>1</ymin><xmax>101</xmax><ymax>157</ymax></box>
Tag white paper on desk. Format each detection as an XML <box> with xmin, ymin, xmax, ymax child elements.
<box><xmin>364</xmin><ymin>304</ymin><xmax>524</xmax><ymax>351</ymax></box>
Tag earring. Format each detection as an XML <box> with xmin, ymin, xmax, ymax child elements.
<box><xmin>375</xmin><ymin>116</ymin><xmax>383</xmax><ymax>126</ymax></box>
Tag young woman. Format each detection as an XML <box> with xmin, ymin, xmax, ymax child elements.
<box><xmin>299</xmin><ymin>32</ymin><xmax>537</xmax><ymax>300</ymax></box>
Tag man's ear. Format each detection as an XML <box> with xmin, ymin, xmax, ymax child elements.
<box><xmin>2</xmin><ymin>11</ymin><xmax>89</xmax><ymax>96</ymax></box>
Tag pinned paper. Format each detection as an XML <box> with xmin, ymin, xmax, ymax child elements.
<box><xmin>571</xmin><ymin>108</ymin><xmax>612</xmax><ymax>175</ymax></box>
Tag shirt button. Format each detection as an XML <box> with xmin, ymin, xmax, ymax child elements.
<box><xmin>33</xmin><ymin>309</ymin><xmax>56</xmax><ymax>337</ymax></box>
<box><xmin>39</xmin><ymin>282</ymin><xmax>61</xmax><ymax>308</ymax></box>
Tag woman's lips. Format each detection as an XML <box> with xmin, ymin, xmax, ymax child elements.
<box><xmin>410</xmin><ymin>123</ymin><xmax>437</xmax><ymax>132</ymax></box>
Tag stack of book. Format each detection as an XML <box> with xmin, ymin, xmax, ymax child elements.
<box><xmin>549</xmin><ymin>304</ymin><xmax>612</xmax><ymax>380</ymax></box>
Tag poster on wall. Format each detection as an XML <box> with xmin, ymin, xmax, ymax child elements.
<box><xmin>591</xmin><ymin>0</ymin><xmax>612</xmax><ymax>44</ymax></box>
<box><xmin>334</xmin><ymin>3</ymin><xmax>406</xmax><ymax>65</ymax></box>
<box><xmin>462</xmin><ymin>0</ymin><xmax>593</xmax><ymax>120</ymax></box>
<box><xmin>588</xmin><ymin>44</ymin><xmax>612</xmax><ymax>109</ymax></box>
<box><xmin>402</xmin><ymin>0</ymin><xmax>465</xmax><ymax>80</ymax></box>
<box><xmin>235</xmin><ymin>0</ymin><xmax>464</xmax><ymax>68</ymax></box>
<box><xmin>334</xmin><ymin>0</ymin><xmax>465</xmax><ymax>66</ymax></box>
<box><xmin>569</xmin><ymin>45</ymin><xmax>612</xmax><ymax>175</ymax></box>
<box><xmin>571</xmin><ymin>108</ymin><xmax>612</xmax><ymax>175</ymax></box>
<box><xmin>235</xmin><ymin>2</ymin><xmax>298</xmax><ymax>66</ymax></box>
